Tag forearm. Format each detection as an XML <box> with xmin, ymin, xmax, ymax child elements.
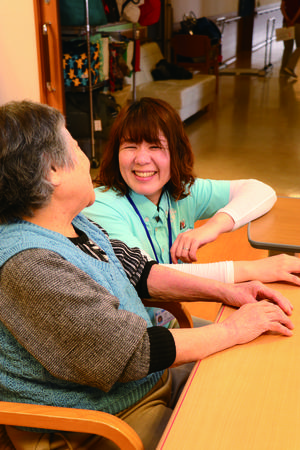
<box><xmin>234</xmin><ymin>260</ymin><xmax>260</xmax><ymax>282</ymax></box>
<box><xmin>147</xmin><ymin>263</ymin><xmax>229</xmax><ymax>303</ymax></box>
<box><xmin>218</xmin><ymin>179</ymin><xmax>276</xmax><ymax>230</ymax></box>
<box><xmin>291</xmin><ymin>8</ymin><xmax>300</xmax><ymax>24</ymax></box>
<box><xmin>170</xmin><ymin>323</ymin><xmax>234</xmax><ymax>365</ymax></box>
<box><xmin>281</xmin><ymin>1</ymin><xmax>290</xmax><ymax>22</ymax></box>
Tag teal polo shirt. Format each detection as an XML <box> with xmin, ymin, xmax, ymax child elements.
<box><xmin>83</xmin><ymin>178</ymin><xmax>230</xmax><ymax>327</ymax></box>
<box><xmin>84</xmin><ymin>178</ymin><xmax>231</xmax><ymax>264</ymax></box>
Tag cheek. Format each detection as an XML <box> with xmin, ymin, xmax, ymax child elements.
<box><xmin>161</xmin><ymin>155</ymin><xmax>171</xmax><ymax>180</ymax></box>
<box><xmin>119</xmin><ymin>152</ymin><xmax>132</xmax><ymax>177</ymax></box>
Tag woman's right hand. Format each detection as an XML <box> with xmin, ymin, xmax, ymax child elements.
<box><xmin>234</xmin><ymin>254</ymin><xmax>300</xmax><ymax>286</ymax></box>
<box><xmin>170</xmin><ymin>300</ymin><xmax>293</xmax><ymax>365</ymax></box>
<box><xmin>221</xmin><ymin>300</ymin><xmax>294</xmax><ymax>346</ymax></box>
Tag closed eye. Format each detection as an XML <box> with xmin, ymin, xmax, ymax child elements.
<box><xmin>149</xmin><ymin>145</ymin><xmax>162</xmax><ymax>150</ymax></box>
<box><xmin>120</xmin><ymin>143</ymin><xmax>137</xmax><ymax>150</ymax></box>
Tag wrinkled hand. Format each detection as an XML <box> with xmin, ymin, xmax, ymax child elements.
<box><xmin>223</xmin><ymin>280</ymin><xmax>293</xmax><ymax>316</ymax></box>
<box><xmin>222</xmin><ymin>301</ymin><xmax>294</xmax><ymax>345</ymax></box>
<box><xmin>244</xmin><ymin>254</ymin><xmax>300</xmax><ymax>286</ymax></box>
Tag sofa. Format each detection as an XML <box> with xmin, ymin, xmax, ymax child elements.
<box><xmin>133</xmin><ymin>42</ymin><xmax>216</xmax><ymax>121</ymax></box>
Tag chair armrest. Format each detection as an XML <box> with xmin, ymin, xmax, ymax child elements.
<box><xmin>142</xmin><ymin>299</ymin><xmax>193</xmax><ymax>328</ymax></box>
<box><xmin>0</xmin><ymin>401</ymin><xmax>144</xmax><ymax>450</ymax></box>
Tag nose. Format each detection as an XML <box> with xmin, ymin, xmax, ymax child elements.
<box><xmin>134</xmin><ymin>144</ymin><xmax>151</xmax><ymax>164</ymax></box>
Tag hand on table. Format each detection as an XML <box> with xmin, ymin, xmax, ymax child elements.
<box><xmin>222</xmin><ymin>300</ymin><xmax>294</xmax><ymax>345</ymax></box>
<box><xmin>234</xmin><ymin>254</ymin><xmax>300</xmax><ymax>285</ymax></box>
<box><xmin>222</xmin><ymin>280</ymin><xmax>293</xmax><ymax>316</ymax></box>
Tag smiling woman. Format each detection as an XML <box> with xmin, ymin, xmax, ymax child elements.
<box><xmin>80</xmin><ymin>97</ymin><xmax>300</xmax><ymax>329</ymax></box>
<box><xmin>118</xmin><ymin>134</ymin><xmax>171</xmax><ymax>205</ymax></box>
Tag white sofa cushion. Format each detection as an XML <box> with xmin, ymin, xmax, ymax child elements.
<box><xmin>133</xmin><ymin>42</ymin><xmax>216</xmax><ymax>121</ymax></box>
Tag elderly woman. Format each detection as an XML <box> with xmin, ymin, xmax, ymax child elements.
<box><xmin>0</xmin><ymin>100</ymin><xmax>293</xmax><ymax>450</ymax></box>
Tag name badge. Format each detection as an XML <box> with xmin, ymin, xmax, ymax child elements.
<box><xmin>155</xmin><ymin>309</ymin><xmax>175</xmax><ymax>326</ymax></box>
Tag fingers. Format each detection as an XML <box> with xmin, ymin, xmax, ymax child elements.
<box><xmin>228</xmin><ymin>301</ymin><xmax>294</xmax><ymax>345</ymax></box>
<box><xmin>256</xmin><ymin>284</ymin><xmax>294</xmax><ymax>316</ymax></box>
<box><xmin>281</xmin><ymin>272</ymin><xmax>300</xmax><ymax>287</ymax></box>
<box><xmin>261</xmin><ymin>301</ymin><xmax>294</xmax><ymax>335</ymax></box>
<box><xmin>170</xmin><ymin>240</ymin><xmax>198</xmax><ymax>263</ymax></box>
<box><xmin>274</xmin><ymin>254</ymin><xmax>300</xmax><ymax>281</ymax></box>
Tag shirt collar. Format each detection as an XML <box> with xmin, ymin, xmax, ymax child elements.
<box><xmin>129</xmin><ymin>190</ymin><xmax>170</xmax><ymax>219</ymax></box>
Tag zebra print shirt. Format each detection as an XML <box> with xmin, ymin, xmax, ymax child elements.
<box><xmin>69</xmin><ymin>222</ymin><xmax>157</xmax><ymax>298</ymax></box>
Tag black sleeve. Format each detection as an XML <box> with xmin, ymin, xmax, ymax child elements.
<box><xmin>147</xmin><ymin>326</ymin><xmax>176</xmax><ymax>373</ymax></box>
<box><xmin>135</xmin><ymin>260</ymin><xmax>158</xmax><ymax>298</ymax></box>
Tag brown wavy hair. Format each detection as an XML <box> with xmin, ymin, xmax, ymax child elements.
<box><xmin>95</xmin><ymin>97</ymin><xmax>195</xmax><ymax>200</ymax></box>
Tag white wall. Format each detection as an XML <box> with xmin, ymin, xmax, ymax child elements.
<box><xmin>171</xmin><ymin>0</ymin><xmax>279</xmax><ymax>23</ymax></box>
<box><xmin>0</xmin><ymin>1</ymin><xmax>279</xmax><ymax>106</ymax></box>
<box><xmin>172</xmin><ymin>0</ymin><xmax>239</xmax><ymax>24</ymax></box>
<box><xmin>0</xmin><ymin>0</ymin><xmax>40</xmax><ymax>105</ymax></box>
<box><xmin>258</xmin><ymin>0</ymin><xmax>279</xmax><ymax>6</ymax></box>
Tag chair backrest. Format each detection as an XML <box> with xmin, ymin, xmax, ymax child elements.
<box><xmin>0</xmin><ymin>402</ymin><xmax>144</xmax><ymax>450</ymax></box>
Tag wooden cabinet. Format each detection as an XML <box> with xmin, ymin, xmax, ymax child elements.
<box><xmin>34</xmin><ymin>0</ymin><xmax>65</xmax><ymax>113</ymax></box>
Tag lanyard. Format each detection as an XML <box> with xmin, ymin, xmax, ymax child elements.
<box><xmin>126</xmin><ymin>193</ymin><xmax>172</xmax><ymax>263</ymax></box>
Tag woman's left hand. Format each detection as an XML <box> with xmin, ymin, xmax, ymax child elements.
<box><xmin>170</xmin><ymin>212</ymin><xmax>235</xmax><ymax>263</ymax></box>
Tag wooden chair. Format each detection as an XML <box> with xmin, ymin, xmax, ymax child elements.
<box><xmin>0</xmin><ymin>300</ymin><xmax>193</xmax><ymax>449</ymax></box>
<box><xmin>171</xmin><ymin>34</ymin><xmax>220</xmax><ymax>91</ymax></box>
<box><xmin>0</xmin><ymin>403</ymin><xmax>143</xmax><ymax>450</ymax></box>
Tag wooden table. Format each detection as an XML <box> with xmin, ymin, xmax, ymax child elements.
<box><xmin>157</xmin><ymin>283</ymin><xmax>300</xmax><ymax>450</ymax></box>
<box><xmin>248</xmin><ymin>196</ymin><xmax>300</xmax><ymax>255</ymax></box>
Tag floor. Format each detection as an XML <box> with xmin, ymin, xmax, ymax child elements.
<box><xmin>181</xmin><ymin>40</ymin><xmax>300</xmax><ymax>320</ymax></box>
<box><xmin>92</xmin><ymin>39</ymin><xmax>300</xmax><ymax>197</ymax></box>
<box><xmin>184</xmin><ymin>39</ymin><xmax>300</xmax><ymax>197</ymax></box>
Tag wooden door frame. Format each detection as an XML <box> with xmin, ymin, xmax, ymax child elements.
<box><xmin>33</xmin><ymin>0</ymin><xmax>65</xmax><ymax>114</ymax></box>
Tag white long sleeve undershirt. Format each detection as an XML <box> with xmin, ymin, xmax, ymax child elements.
<box><xmin>162</xmin><ymin>179</ymin><xmax>276</xmax><ymax>283</ymax></box>
<box><xmin>164</xmin><ymin>260</ymin><xmax>235</xmax><ymax>283</ymax></box>
<box><xmin>218</xmin><ymin>179</ymin><xmax>277</xmax><ymax>230</ymax></box>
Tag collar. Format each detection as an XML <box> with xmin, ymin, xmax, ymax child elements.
<box><xmin>129</xmin><ymin>190</ymin><xmax>170</xmax><ymax>220</ymax></box>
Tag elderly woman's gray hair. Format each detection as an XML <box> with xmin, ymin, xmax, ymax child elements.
<box><xmin>0</xmin><ymin>100</ymin><xmax>74</xmax><ymax>223</ymax></box>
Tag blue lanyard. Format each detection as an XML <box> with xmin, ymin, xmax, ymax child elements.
<box><xmin>126</xmin><ymin>193</ymin><xmax>172</xmax><ymax>263</ymax></box>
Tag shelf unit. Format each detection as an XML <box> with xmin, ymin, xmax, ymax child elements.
<box><xmin>61</xmin><ymin>1</ymin><xmax>138</xmax><ymax>167</ymax></box>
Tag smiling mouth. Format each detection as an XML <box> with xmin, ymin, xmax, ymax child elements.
<box><xmin>133</xmin><ymin>171</ymin><xmax>156</xmax><ymax>178</ymax></box>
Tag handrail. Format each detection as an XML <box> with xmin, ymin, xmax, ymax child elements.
<box><xmin>215</xmin><ymin>5</ymin><xmax>280</xmax><ymax>35</ymax></box>
<box><xmin>215</xmin><ymin>15</ymin><xmax>241</xmax><ymax>34</ymax></box>
<box><xmin>256</xmin><ymin>6</ymin><xmax>280</xmax><ymax>15</ymax></box>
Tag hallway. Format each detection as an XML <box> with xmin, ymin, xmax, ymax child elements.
<box><xmin>91</xmin><ymin>38</ymin><xmax>300</xmax><ymax>198</ymax></box>
<box><xmin>184</xmin><ymin>38</ymin><xmax>300</xmax><ymax>197</ymax></box>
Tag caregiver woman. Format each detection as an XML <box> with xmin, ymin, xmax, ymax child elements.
<box><xmin>84</xmin><ymin>97</ymin><xmax>300</xmax><ymax>288</ymax></box>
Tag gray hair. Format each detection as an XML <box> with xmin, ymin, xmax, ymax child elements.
<box><xmin>0</xmin><ymin>100</ymin><xmax>74</xmax><ymax>223</ymax></box>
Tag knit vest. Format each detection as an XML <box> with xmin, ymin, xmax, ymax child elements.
<box><xmin>0</xmin><ymin>215</ymin><xmax>163</xmax><ymax>414</ymax></box>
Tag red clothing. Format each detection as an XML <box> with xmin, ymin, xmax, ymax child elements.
<box><xmin>283</xmin><ymin>0</ymin><xmax>300</xmax><ymax>23</ymax></box>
